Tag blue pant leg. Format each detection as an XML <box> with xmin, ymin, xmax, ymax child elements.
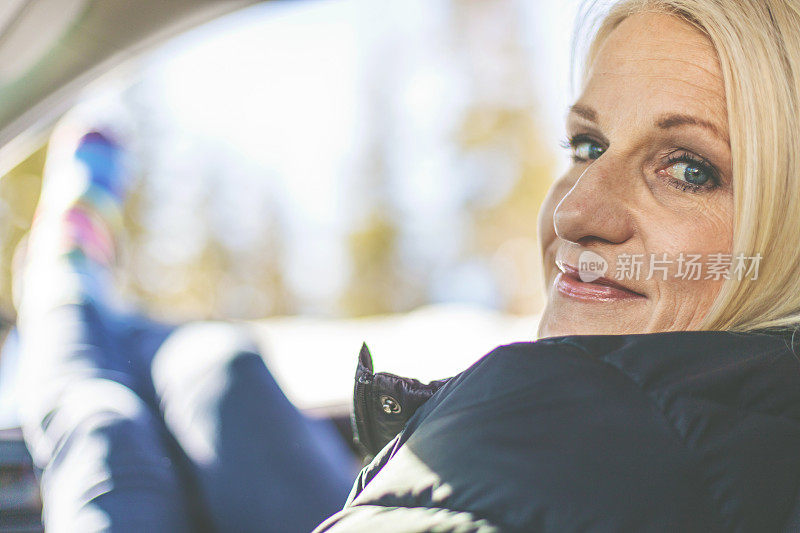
<box><xmin>18</xmin><ymin>299</ymin><xmax>197</xmax><ymax>533</ymax></box>
<box><xmin>151</xmin><ymin>322</ymin><xmax>360</xmax><ymax>533</ymax></box>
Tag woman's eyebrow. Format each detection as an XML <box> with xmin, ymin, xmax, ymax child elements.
<box><xmin>655</xmin><ymin>113</ymin><xmax>729</xmax><ymax>144</ymax></box>
<box><xmin>568</xmin><ymin>104</ymin><xmax>597</xmax><ymax>122</ymax></box>
<box><xmin>568</xmin><ymin>104</ymin><xmax>729</xmax><ymax>144</ymax></box>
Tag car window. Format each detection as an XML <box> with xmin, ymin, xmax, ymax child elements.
<box><xmin>0</xmin><ymin>0</ymin><xmax>578</xmax><ymax>322</ymax></box>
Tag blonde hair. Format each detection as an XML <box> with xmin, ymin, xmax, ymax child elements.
<box><xmin>579</xmin><ymin>0</ymin><xmax>800</xmax><ymax>332</ymax></box>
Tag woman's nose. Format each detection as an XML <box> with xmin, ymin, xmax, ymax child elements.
<box><xmin>553</xmin><ymin>161</ymin><xmax>634</xmax><ymax>246</ymax></box>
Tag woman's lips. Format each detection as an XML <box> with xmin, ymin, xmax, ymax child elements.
<box><xmin>554</xmin><ymin>264</ymin><xmax>646</xmax><ymax>302</ymax></box>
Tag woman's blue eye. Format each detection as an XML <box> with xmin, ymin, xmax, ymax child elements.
<box><xmin>572</xmin><ymin>140</ymin><xmax>605</xmax><ymax>161</ymax></box>
<box><xmin>666</xmin><ymin>161</ymin><xmax>711</xmax><ymax>186</ymax></box>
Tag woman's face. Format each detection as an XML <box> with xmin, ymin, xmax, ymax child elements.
<box><xmin>538</xmin><ymin>12</ymin><xmax>734</xmax><ymax>338</ymax></box>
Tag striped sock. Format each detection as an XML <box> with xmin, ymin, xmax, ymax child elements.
<box><xmin>19</xmin><ymin>131</ymin><xmax>129</xmax><ymax>318</ymax></box>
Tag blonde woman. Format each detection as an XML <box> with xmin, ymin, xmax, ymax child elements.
<box><xmin>17</xmin><ymin>0</ymin><xmax>800</xmax><ymax>531</ymax></box>
<box><xmin>317</xmin><ymin>1</ymin><xmax>800</xmax><ymax>531</ymax></box>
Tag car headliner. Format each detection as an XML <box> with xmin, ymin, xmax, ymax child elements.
<box><xmin>0</xmin><ymin>0</ymin><xmax>264</xmax><ymax>177</ymax></box>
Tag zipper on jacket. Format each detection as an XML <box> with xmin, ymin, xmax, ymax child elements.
<box><xmin>353</xmin><ymin>343</ymin><xmax>376</xmax><ymax>457</ymax></box>
<box><xmin>354</xmin><ymin>373</ymin><xmax>374</xmax><ymax>456</ymax></box>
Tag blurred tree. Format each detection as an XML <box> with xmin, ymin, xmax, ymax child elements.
<box><xmin>339</xmin><ymin>12</ymin><xmax>426</xmax><ymax>318</ymax></box>
<box><xmin>119</xmin><ymin>83</ymin><xmax>295</xmax><ymax>321</ymax></box>
<box><xmin>341</xmin><ymin>208</ymin><xmax>404</xmax><ymax>316</ymax></box>
<box><xmin>451</xmin><ymin>0</ymin><xmax>555</xmax><ymax>314</ymax></box>
<box><xmin>0</xmin><ymin>147</ymin><xmax>45</xmax><ymax>320</ymax></box>
<box><xmin>339</xmin><ymin>0</ymin><xmax>555</xmax><ymax>316</ymax></box>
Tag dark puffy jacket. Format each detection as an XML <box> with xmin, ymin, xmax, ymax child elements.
<box><xmin>315</xmin><ymin>331</ymin><xmax>800</xmax><ymax>532</ymax></box>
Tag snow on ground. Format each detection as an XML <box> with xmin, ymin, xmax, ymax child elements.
<box><xmin>250</xmin><ymin>304</ymin><xmax>539</xmax><ymax>411</ymax></box>
<box><xmin>0</xmin><ymin>304</ymin><xmax>539</xmax><ymax>427</ymax></box>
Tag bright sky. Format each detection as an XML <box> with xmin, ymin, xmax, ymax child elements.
<box><xmin>145</xmin><ymin>0</ymin><xmax>582</xmax><ymax>167</ymax></box>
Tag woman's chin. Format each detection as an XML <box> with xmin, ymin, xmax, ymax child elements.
<box><xmin>537</xmin><ymin>298</ymin><xmax>650</xmax><ymax>338</ymax></box>
<box><xmin>537</xmin><ymin>319</ymin><xmax>635</xmax><ymax>339</ymax></box>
